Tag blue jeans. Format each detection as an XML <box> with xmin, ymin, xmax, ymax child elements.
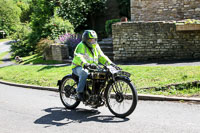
<box><xmin>72</xmin><ymin>66</ymin><xmax>89</xmax><ymax>93</ymax></box>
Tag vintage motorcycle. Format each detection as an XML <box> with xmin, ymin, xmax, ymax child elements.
<box><xmin>57</xmin><ymin>64</ymin><xmax>138</xmax><ymax>118</ymax></box>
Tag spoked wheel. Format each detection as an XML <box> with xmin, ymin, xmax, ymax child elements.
<box><xmin>105</xmin><ymin>78</ymin><xmax>138</xmax><ymax>118</ymax></box>
<box><xmin>59</xmin><ymin>75</ymin><xmax>80</xmax><ymax>109</ymax></box>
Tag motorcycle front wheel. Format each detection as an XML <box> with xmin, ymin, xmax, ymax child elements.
<box><xmin>105</xmin><ymin>78</ymin><xmax>138</xmax><ymax>118</ymax></box>
<box><xmin>59</xmin><ymin>75</ymin><xmax>80</xmax><ymax>109</ymax></box>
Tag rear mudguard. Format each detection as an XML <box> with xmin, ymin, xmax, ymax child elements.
<box><xmin>57</xmin><ymin>74</ymin><xmax>73</xmax><ymax>91</ymax></box>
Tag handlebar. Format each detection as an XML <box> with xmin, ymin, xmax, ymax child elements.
<box><xmin>87</xmin><ymin>64</ymin><xmax>122</xmax><ymax>72</ymax></box>
<box><xmin>86</xmin><ymin>64</ymin><xmax>130</xmax><ymax>78</ymax></box>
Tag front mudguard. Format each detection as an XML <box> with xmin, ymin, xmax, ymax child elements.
<box><xmin>118</xmin><ymin>76</ymin><xmax>131</xmax><ymax>82</ymax></box>
<box><xmin>114</xmin><ymin>76</ymin><xmax>131</xmax><ymax>82</ymax></box>
<box><xmin>105</xmin><ymin>76</ymin><xmax>131</xmax><ymax>91</ymax></box>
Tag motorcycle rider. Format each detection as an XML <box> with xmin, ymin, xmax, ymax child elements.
<box><xmin>72</xmin><ymin>30</ymin><xmax>114</xmax><ymax>101</ymax></box>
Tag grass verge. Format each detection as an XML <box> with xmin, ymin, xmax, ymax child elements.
<box><xmin>0</xmin><ymin>39</ymin><xmax>10</xmax><ymax>43</ymax></box>
<box><xmin>138</xmin><ymin>86</ymin><xmax>200</xmax><ymax>97</ymax></box>
<box><xmin>18</xmin><ymin>54</ymin><xmax>63</xmax><ymax>65</ymax></box>
<box><xmin>0</xmin><ymin>65</ymin><xmax>199</xmax><ymax>97</ymax></box>
<box><xmin>0</xmin><ymin>65</ymin><xmax>71</xmax><ymax>87</ymax></box>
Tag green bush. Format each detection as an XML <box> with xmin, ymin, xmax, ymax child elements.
<box><xmin>105</xmin><ymin>19</ymin><xmax>120</xmax><ymax>36</ymax></box>
<box><xmin>28</xmin><ymin>0</ymin><xmax>55</xmax><ymax>48</ymax></box>
<box><xmin>43</xmin><ymin>15</ymin><xmax>74</xmax><ymax>40</ymax></box>
<box><xmin>16</xmin><ymin>1</ymin><xmax>32</xmax><ymax>23</ymax></box>
<box><xmin>29</xmin><ymin>1</ymin><xmax>74</xmax><ymax>51</ymax></box>
<box><xmin>11</xmin><ymin>24</ymin><xmax>33</xmax><ymax>57</ymax></box>
<box><xmin>35</xmin><ymin>38</ymin><xmax>54</xmax><ymax>55</ymax></box>
<box><xmin>0</xmin><ymin>0</ymin><xmax>22</xmax><ymax>36</ymax></box>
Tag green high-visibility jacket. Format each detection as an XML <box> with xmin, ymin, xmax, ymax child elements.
<box><xmin>71</xmin><ymin>41</ymin><xmax>113</xmax><ymax>69</ymax></box>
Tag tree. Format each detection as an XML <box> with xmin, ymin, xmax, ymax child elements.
<box><xmin>28</xmin><ymin>0</ymin><xmax>74</xmax><ymax>52</ymax></box>
<box><xmin>30</xmin><ymin>0</ymin><xmax>55</xmax><ymax>36</ymax></box>
<box><xmin>116</xmin><ymin>0</ymin><xmax>130</xmax><ymax>19</ymax></box>
<box><xmin>58</xmin><ymin>0</ymin><xmax>106</xmax><ymax>31</ymax></box>
<box><xmin>28</xmin><ymin>0</ymin><xmax>55</xmax><ymax>46</ymax></box>
<box><xmin>16</xmin><ymin>1</ymin><xmax>32</xmax><ymax>23</ymax></box>
<box><xmin>0</xmin><ymin>0</ymin><xmax>22</xmax><ymax>35</ymax></box>
<box><xmin>43</xmin><ymin>15</ymin><xmax>74</xmax><ymax>40</ymax></box>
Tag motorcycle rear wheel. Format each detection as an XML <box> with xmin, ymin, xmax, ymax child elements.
<box><xmin>59</xmin><ymin>75</ymin><xmax>80</xmax><ymax>109</ymax></box>
<box><xmin>105</xmin><ymin>78</ymin><xmax>138</xmax><ymax>118</ymax></box>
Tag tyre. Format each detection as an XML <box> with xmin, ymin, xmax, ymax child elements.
<box><xmin>105</xmin><ymin>78</ymin><xmax>138</xmax><ymax>118</ymax></box>
<box><xmin>59</xmin><ymin>75</ymin><xmax>80</xmax><ymax>109</ymax></box>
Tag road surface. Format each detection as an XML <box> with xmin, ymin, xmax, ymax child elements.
<box><xmin>0</xmin><ymin>41</ymin><xmax>11</xmax><ymax>53</ymax></box>
<box><xmin>0</xmin><ymin>41</ymin><xmax>15</xmax><ymax>67</ymax></box>
<box><xmin>0</xmin><ymin>83</ymin><xmax>200</xmax><ymax>133</ymax></box>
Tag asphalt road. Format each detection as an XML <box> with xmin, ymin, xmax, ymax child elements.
<box><xmin>0</xmin><ymin>83</ymin><xmax>200</xmax><ymax>133</ymax></box>
<box><xmin>0</xmin><ymin>41</ymin><xmax>15</xmax><ymax>67</ymax></box>
<box><xmin>0</xmin><ymin>41</ymin><xmax>11</xmax><ymax>53</ymax></box>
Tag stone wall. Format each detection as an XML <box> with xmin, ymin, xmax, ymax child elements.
<box><xmin>131</xmin><ymin>0</ymin><xmax>200</xmax><ymax>21</ymax></box>
<box><xmin>44</xmin><ymin>44</ymin><xmax>68</xmax><ymax>61</ymax></box>
<box><xmin>112</xmin><ymin>21</ymin><xmax>200</xmax><ymax>62</ymax></box>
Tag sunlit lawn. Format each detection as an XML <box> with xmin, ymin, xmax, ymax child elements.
<box><xmin>0</xmin><ymin>53</ymin><xmax>200</xmax><ymax>97</ymax></box>
<box><xmin>0</xmin><ymin>39</ymin><xmax>10</xmax><ymax>43</ymax></box>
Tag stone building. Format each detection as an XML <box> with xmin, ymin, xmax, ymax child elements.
<box><xmin>131</xmin><ymin>0</ymin><xmax>200</xmax><ymax>21</ymax></box>
<box><xmin>112</xmin><ymin>0</ymin><xmax>200</xmax><ymax>62</ymax></box>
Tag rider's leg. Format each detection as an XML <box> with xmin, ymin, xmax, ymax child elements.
<box><xmin>72</xmin><ymin>66</ymin><xmax>89</xmax><ymax>93</ymax></box>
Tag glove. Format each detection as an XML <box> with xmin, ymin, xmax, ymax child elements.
<box><xmin>89</xmin><ymin>63</ymin><xmax>97</xmax><ymax>69</ymax></box>
<box><xmin>110</xmin><ymin>63</ymin><xmax>116</xmax><ymax>67</ymax></box>
<box><xmin>111</xmin><ymin>63</ymin><xmax>121</xmax><ymax>70</ymax></box>
<box><xmin>83</xmin><ymin>63</ymin><xmax>97</xmax><ymax>69</ymax></box>
<box><xmin>83</xmin><ymin>63</ymin><xmax>90</xmax><ymax>69</ymax></box>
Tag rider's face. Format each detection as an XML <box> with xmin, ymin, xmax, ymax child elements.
<box><xmin>88</xmin><ymin>38</ymin><xmax>97</xmax><ymax>45</ymax></box>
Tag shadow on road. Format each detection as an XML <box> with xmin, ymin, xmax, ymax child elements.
<box><xmin>34</xmin><ymin>107</ymin><xmax>129</xmax><ymax>127</ymax></box>
<box><xmin>0</xmin><ymin>58</ymin><xmax>11</xmax><ymax>62</ymax></box>
<box><xmin>37</xmin><ymin>65</ymin><xmax>70</xmax><ymax>72</ymax></box>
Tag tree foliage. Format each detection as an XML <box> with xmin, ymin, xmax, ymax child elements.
<box><xmin>58</xmin><ymin>0</ymin><xmax>106</xmax><ymax>31</ymax></box>
<box><xmin>105</xmin><ymin>19</ymin><xmax>120</xmax><ymax>36</ymax></box>
<box><xmin>21</xmin><ymin>0</ymin><xmax>74</xmax><ymax>56</ymax></box>
<box><xmin>11</xmin><ymin>23</ymin><xmax>33</xmax><ymax>57</ymax></box>
<box><xmin>28</xmin><ymin>0</ymin><xmax>56</xmax><ymax>47</ymax></box>
<box><xmin>43</xmin><ymin>15</ymin><xmax>74</xmax><ymax>40</ymax></box>
<box><xmin>0</xmin><ymin>0</ymin><xmax>22</xmax><ymax>35</ymax></box>
<box><xmin>116</xmin><ymin>0</ymin><xmax>130</xmax><ymax>19</ymax></box>
<box><xmin>30</xmin><ymin>0</ymin><xmax>55</xmax><ymax>36</ymax></box>
<box><xmin>13</xmin><ymin>0</ymin><xmax>32</xmax><ymax>2</ymax></box>
<box><xmin>16</xmin><ymin>1</ymin><xmax>32</xmax><ymax>23</ymax></box>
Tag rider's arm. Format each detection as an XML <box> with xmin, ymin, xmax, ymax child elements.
<box><xmin>73</xmin><ymin>43</ymin><xmax>88</xmax><ymax>67</ymax></box>
<box><xmin>96</xmin><ymin>44</ymin><xmax>113</xmax><ymax>66</ymax></box>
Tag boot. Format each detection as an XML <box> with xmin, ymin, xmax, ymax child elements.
<box><xmin>76</xmin><ymin>93</ymin><xmax>84</xmax><ymax>101</ymax></box>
